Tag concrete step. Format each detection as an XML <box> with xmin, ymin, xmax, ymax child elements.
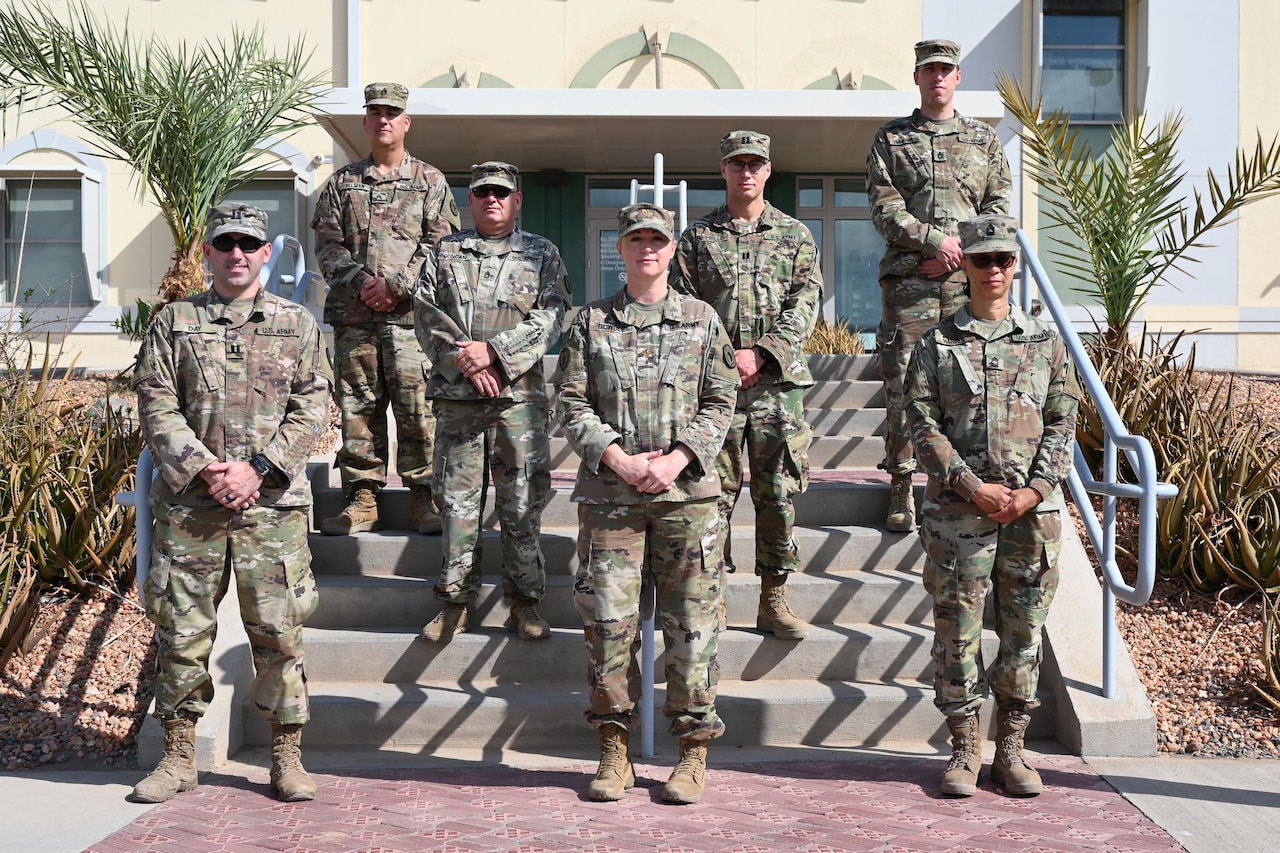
<box><xmin>311</xmin><ymin>480</ymin><xmax>915</xmax><ymax>532</ymax></box>
<box><xmin>308</xmin><ymin>562</ymin><xmax>932</xmax><ymax>630</ymax></box>
<box><xmin>298</xmin><ymin>622</ymin><xmax>958</xmax><ymax>685</ymax></box>
<box><xmin>307</xmin><ymin>523</ymin><xmax>923</xmax><ymax>579</ymax></box>
<box><xmin>243</xmin><ymin>678</ymin><xmax>1054</xmax><ymax>751</ymax></box>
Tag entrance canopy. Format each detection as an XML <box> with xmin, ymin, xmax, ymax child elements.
<box><xmin>316</xmin><ymin>88</ymin><xmax>1007</xmax><ymax>174</ymax></box>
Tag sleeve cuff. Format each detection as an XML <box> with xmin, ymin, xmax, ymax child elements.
<box><xmin>1026</xmin><ymin>478</ymin><xmax>1052</xmax><ymax>504</ymax></box>
<box><xmin>924</xmin><ymin>227</ymin><xmax>946</xmax><ymax>256</ymax></box>
<box><xmin>954</xmin><ymin>469</ymin><xmax>984</xmax><ymax>501</ymax></box>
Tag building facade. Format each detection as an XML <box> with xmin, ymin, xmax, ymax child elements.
<box><xmin>2</xmin><ymin>0</ymin><xmax>1277</xmax><ymax>371</ymax></box>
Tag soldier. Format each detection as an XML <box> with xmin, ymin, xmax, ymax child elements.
<box><xmin>132</xmin><ymin>204</ymin><xmax>332</xmax><ymax>803</ymax></box>
<box><xmin>312</xmin><ymin>81</ymin><xmax>460</xmax><ymax>536</ymax></box>
<box><xmin>556</xmin><ymin>203</ymin><xmax>739</xmax><ymax>805</ymax></box>
<box><xmin>413</xmin><ymin>161</ymin><xmax>571</xmax><ymax>643</ymax></box>
<box><xmin>904</xmin><ymin>215</ymin><xmax>1079</xmax><ymax>798</ymax></box>
<box><xmin>868</xmin><ymin>39</ymin><xmax>1012</xmax><ymax>533</ymax></box>
<box><xmin>670</xmin><ymin>130</ymin><xmax>821</xmax><ymax>642</ymax></box>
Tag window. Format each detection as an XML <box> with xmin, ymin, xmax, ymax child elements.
<box><xmin>1042</xmin><ymin>0</ymin><xmax>1126</xmax><ymax>123</ymax></box>
<box><xmin>3</xmin><ymin>179</ymin><xmax>88</xmax><ymax>305</ymax></box>
<box><xmin>797</xmin><ymin>177</ymin><xmax>880</xmax><ymax>338</ymax></box>
<box><xmin>223</xmin><ymin>179</ymin><xmax>300</xmax><ymax>245</ymax></box>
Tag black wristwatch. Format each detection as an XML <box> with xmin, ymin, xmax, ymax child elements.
<box><xmin>249</xmin><ymin>453</ymin><xmax>275</xmax><ymax>480</ymax></box>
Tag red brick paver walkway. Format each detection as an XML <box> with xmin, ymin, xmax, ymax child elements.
<box><xmin>87</xmin><ymin>755</ymin><xmax>1181</xmax><ymax>853</ymax></box>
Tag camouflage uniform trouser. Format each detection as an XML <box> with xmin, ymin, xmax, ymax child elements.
<box><xmin>332</xmin><ymin>323</ymin><xmax>434</xmax><ymax>493</ymax></box>
<box><xmin>145</xmin><ymin>503</ymin><xmax>318</xmax><ymax>724</ymax></box>
<box><xmin>573</xmin><ymin>499</ymin><xmax>726</xmax><ymax>741</ymax></box>
<box><xmin>920</xmin><ymin>509</ymin><xmax>1063</xmax><ymax>717</ymax></box>
<box><xmin>876</xmin><ymin>273</ymin><xmax>969</xmax><ymax>475</ymax></box>
<box><xmin>431</xmin><ymin>398</ymin><xmax>550</xmax><ymax>604</ymax></box>
<box><xmin>716</xmin><ymin>383</ymin><xmax>811</xmax><ymax>576</ymax></box>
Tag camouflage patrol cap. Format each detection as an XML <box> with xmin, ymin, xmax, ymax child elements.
<box><xmin>364</xmin><ymin>81</ymin><xmax>409</xmax><ymax>110</ymax></box>
<box><xmin>469</xmin><ymin>161</ymin><xmax>519</xmax><ymax>191</ymax></box>
<box><xmin>960</xmin><ymin>214</ymin><xmax>1019</xmax><ymax>255</ymax></box>
<box><xmin>914</xmin><ymin>39</ymin><xmax>961</xmax><ymax>68</ymax></box>
<box><xmin>206</xmin><ymin>203</ymin><xmax>268</xmax><ymax>242</ymax></box>
<box><xmin>720</xmin><ymin>130</ymin><xmax>771</xmax><ymax>161</ymax></box>
<box><xmin>617</xmin><ymin>203</ymin><xmax>675</xmax><ymax>241</ymax></box>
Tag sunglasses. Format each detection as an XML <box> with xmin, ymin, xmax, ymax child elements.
<box><xmin>725</xmin><ymin>159</ymin><xmax>768</xmax><ymax>174</ymax></box>
<box><xmin>472</xmin><ymin>186</ymin><xmax>512</xmax><ymax>199</ymax></box>
<box><xmin>210</xmin><ymin>234</ymin><xmax>267</xmax><ymax>253</ymax></box>
<box><xmin>968</xmin><ymin>253</ymin><xmax>1017</xmax><ymax>270</ymax></box>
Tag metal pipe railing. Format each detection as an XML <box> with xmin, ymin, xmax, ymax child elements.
<box><xmin>1016</xmin><ymin>231</ymin><xmax>1177</xmax><ymax>697</ymax></box>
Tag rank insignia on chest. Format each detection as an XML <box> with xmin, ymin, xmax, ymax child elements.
<box><xmin>228</xmin><ymin>341</ymin><xmax>245</xmax><ymax>360</ymax></box>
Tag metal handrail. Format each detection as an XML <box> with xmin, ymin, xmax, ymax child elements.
<box><xmin>1015</xmin><ymin>231</ymin><xmax>1178</xmax><ymax>698</ymax></box>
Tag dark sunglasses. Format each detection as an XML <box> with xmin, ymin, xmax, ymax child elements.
<box><xmin>969</xmin><ymin>253</ymin><xmax>1017</xmax><ymax>270</ymax></box>
<box><xmin>472</xmin><ymin>186</ymin><xmax>512</xmax><ymax>199</ymax></box>
<box><xmin>210</xmin><ymin>234</ymin><xmax>267</xmax><ymax>253</ymax></box>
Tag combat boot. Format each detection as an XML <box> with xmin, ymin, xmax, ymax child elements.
<box><xmin>588</xmin><ymin>723</ymin><xmax>635</xmax><ymax>801</ymax></box>
<box><xmin>756</xmin><ymin>574</ymin><xmax>809</xmax><ymax>640</ymax></box>
<box><xmin>409</xmin><ymin>484</ymin><xmax>442</xmax><ymax>535</ymax></box>
<box><xmin>886</xmin><ymin>473</ymin><xmax>916</xmax><ymax>532</ymax></box>
<box><xmin>320</xmin><ymin>485</ymin><xmax>382</xmax><ymax>535</ymax></box>
<box><xmin>270</xmin><ymin>723</ymin><xmax>317</xmax><ymax>801</ymax></box>
<box><xmin>940</xmin><ymin>712</ymin><xmax>983</xmax><ymax>797</ymax></box>
<box><xmin>132</xmin><ymin>716</ymin><xmax>198</xmax><ymax>803</ymax></box>
<box><xmin>420</xmin><ymin>602</ymin><xmax>469</xmax><ymax>643</ymax></box>
<box><xmin>505</xmin><ymin>598</ymin><xmax>551</xmax><ymax>640</ymax></box>
<box><xmin>661</xmin><ymin>737</ymin><xmax>708</xmax><ymax>804</ymax></box>
<box><xmin>991</xmin><ymin>704</ymin><xmax>1043</xmax><ymax>796</ymax></box>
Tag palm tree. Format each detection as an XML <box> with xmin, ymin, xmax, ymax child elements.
<box><xmin>996</xmin><ymin>70</ymin><xmax>1280</xmax><ymax>345</ymax></box>
<box><xmin>0</xmin><ymin>1</ymin><xmax>325</xmax><ymax>303</ymax></box>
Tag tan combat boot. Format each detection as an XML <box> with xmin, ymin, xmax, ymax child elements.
<box><xmin>886</xmin><ymin>473</ymin><xmax>916</xmax><ymax>532</ymax></box>
<box><xmin>270</xmin><ymin>722</ymin><xmax>317</xmax><ymax>801</ymax></box>
<box><xmin>661</xmin><ymin>737</ymin><xmax>708</xmax><ymax>804</ymax></box>
<box><xmin>420</xmin><ymin>602</ymin><xmax>469</xmax><ymax>643</ymax></box>
<box><xmin>991</xmin><ymin>705</ymin><xmax>1043</xmax><ymax>796</ymax></box>
<box><xmin>132</xmin><ymin>716</ymin><xmax>198</xmax><ymax>803</ymax></box>
<box><xmin>940</xmin><ymin>712</ymin><xmax>983</xmax><ymax>797</ymax></box>
<box><xmin>756</xmin><ymin>574</ymin><xmax>809</xmax><ymax>640</ymax></box>
<box><xmin>505</xmin><ymin>598</ymin><xmax>551</xmax><ymax>640</ymax></box>
<box><xmin>409</xmin><ymin>484</ymin><xmax>442</xmax><ymax>535</ymax></box>
<box><xmin>588</xmin><ymin>723</ymin><xmax>635</xmax><ymax>801</ymax></box>
<box><xmin>320</xmin><ymin>485</ymin><xmax>382</xmax><ymax>535</ymax></box>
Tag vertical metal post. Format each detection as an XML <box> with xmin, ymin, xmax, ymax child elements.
<box><xmin>116</xmin><ymin>447</ymin><xmax>155</xmax><ymax>606</ymax></box>
<box><xmin>1103</xmin><ymin>436</ymin><xmax>1118</xmax><ymax>698</ymax></box>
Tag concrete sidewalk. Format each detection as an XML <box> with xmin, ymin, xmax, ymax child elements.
<box><xmin>4</xmin><ymin>747</ymin><xmax>1278</xmax><ymax>852</ymax></box>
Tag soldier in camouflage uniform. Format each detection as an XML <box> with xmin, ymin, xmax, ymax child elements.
<box><xmin>868</xmin><ymin>39</ymin><xmax>1013</xmax><ymax>533</ymax></box>
<box><xmin>670</xmin><ymin>130</ymin><xmax>821</xmax><ymax>642</ymax></box>
<box><xmin>556</xmin><ymin>204</ymin><xmax>739</xmax><ymax>805</ymax></box>
<box><xmin>413</xmin><ymin>161</ymin><xmax>571</xmax><ymax>643</ymax></box>
<box><xmin>132</xmin><ymin>204</ymin><xmax>332</xmax><ymax>804</ymax></box>
<box><xmin>904</xmin><ymin>215</ymin><xmax>1079</xmax><ymax>799</ymax></box>
<box><xmin>312</xmin><ymin>82</ymin><xmax>460</xmax><ymax>536</ymax></box>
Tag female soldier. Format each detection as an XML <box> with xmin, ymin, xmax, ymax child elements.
<box><xmin>555</xmin><ymin>203</ymin><xmax>740</xmax><ymax>804</ymax></box>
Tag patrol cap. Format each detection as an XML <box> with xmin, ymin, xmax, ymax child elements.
<box><xmin>914</xmin><ymin>39</ymin><xmax>961</xmax><ymax>68</ymax></box>
<box><xmin>469</xmin><ymin>161</ymin><xmax>519</xmax><ymax>191</ymax></box>
<box><xmin>720</xmin><ymin>130</ymin><xmax>771</xmax><ymax>161</ymax></box>
<box><xmin>206</xmin><ymin>203</ymin><xmax>268</xmax><ymax>242</ymax></box>
<box><xmin>364</xmin><ymin>81</ymin><xmax>409</xmax><ymax>110</ymax></box>
<box><xmin>960</xmin><ymin>214</ymin><xmax>1019</xmax><ymax>255</ymax></box>
<box><xmin>617</xmin><ymin>203</ymin><xmax>675</xmax><ymax>241</ymax></box>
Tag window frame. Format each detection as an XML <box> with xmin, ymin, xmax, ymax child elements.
<box><xmin>1038</xmin><ymin>0</ymin><xmax>1130</xmax><ymax>125</ymax></box>
<box><xmin>795</xmin><ymin>174</ymin><xmax>879</xmax><ymax>338</ymax></box>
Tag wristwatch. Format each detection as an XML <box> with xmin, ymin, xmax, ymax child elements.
<box><xmin>249</xmin><ymin>453</ymin><xmax>276</xmax><ymax>480</ymax></box>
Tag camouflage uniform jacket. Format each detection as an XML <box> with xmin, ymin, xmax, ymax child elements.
<box><xmin>555</xmin><ymin>289</ymin><xmax>740</xmax><ymax>504</ymax></box>
<box><xmin>135</xmin><ymin>287</ymin><xmax>332</xmax><ymax>508</ymax></box>
<box><xmin>414</xmin><ymin>228</ymin><xmax>571</xmax><ymax>403</ymax></box>
<box><xmin>867</xmin><ymin>110</ymin><xmax>1012</xmax><ymax>278</ymax></box>
<box><xmin>670</xmin><ymin>203</ymin><xmax>822</xmax><ymax>387</ymax></box>
<box><xmin>904</xmin><ymin>304</ymin><xmax>1079</xmax><ymax>514</ymax></box>
<box><xmin>312</xmin><ymin>152</ymin><xmax>460</xmax><ymax>327</ymax></box>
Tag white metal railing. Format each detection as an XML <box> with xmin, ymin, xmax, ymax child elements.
<box><xmin>629</xmin><ymin>154</ymin><xmax>689</xmax><ymax>758</ymax></box>
<box><xmin>1015</xmin><ymin>231</ymin><xmax>1178</xmax><ymax>698</ymax></box>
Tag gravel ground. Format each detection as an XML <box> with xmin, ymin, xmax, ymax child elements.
<box><xmin>2</xmin><ymin>374</ymin><xmax>1279</xmax><ymax>771</ymax></box>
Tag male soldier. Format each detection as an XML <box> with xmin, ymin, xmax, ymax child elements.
<box><xmin>132</xmin><ymin>204</ymin><xmax>331</xmax><ymax>803</ymax></box>
<box><xmin>867</xmin><ymin>39</ymin><xmax>1012</xmax><ymax>533</ymax></box>
<box><xmin>413</xmin><ymin>161</ymin><xmax>571</xmax><ymax>643</ymax></box>
<box><xmin>904</xmin><ymin>215</ymin><xmax>1079</xmax><ymax>798</ymax></box>
<box><xmin>671</xmin><ymin>130</ymin><xmax>821</xmax><ymax>641</ymax></box>
<box><xmin>313</xmin><ymin>81</ymin><xmax>460</xmax><ymax>535</ymax></box>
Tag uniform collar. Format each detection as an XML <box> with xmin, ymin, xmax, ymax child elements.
<box><xmin>360</xmin><ymin>150</ymin><xmax>414</xmax><ymax>182</ymax></box>
<box><xmin>707</xmin><ymin>201</ymin><xmax>783</xmax><ymax>233</ymax></box>
<box><xmin>607</xmin><ymin>287</ymin><xmax>684</xmax><ymax>326</ymax></box>
<box><xmin>910</xmin><ymin>108</ymin><xmax>965</xmax><ymax>134</ymax></box>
